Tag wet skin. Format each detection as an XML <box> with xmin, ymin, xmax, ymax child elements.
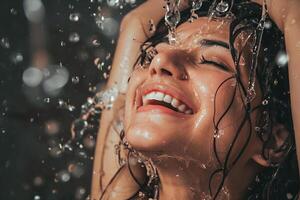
<box><xmin>124</xmin><ymin>17</ymin><xmax>264</xmax><ymax>199</ymax></box>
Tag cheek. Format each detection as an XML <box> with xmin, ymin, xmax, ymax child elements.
<box><xmin>187</xmin><ymin>72</ymin><xmax>244</xmax><ymax>162</ymax></box>
<box><xmin>124</xmin><ymin>70</ymin><xmax>146</xmax><ymax>129</ymax></box>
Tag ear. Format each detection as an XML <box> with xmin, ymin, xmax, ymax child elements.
<box><xmin>252</xmin><ymin>124</ymin><xmax>291</xmax><ymax>167</ymax></box>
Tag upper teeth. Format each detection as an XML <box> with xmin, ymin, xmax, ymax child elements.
<box><xmin>142</xmin><ymin>91</ymin><xmax>193</xmax><ymax>114</ymax></box>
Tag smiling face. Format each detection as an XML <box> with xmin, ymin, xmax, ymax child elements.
<box><xmin>124</xmin><ymin>17</ymin><xmax>263</xmax><ymax>170</ymax></box>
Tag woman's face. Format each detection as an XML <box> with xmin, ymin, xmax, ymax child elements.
<box><xmin>124</xmin><ymin>17</ymin><xmax>262</xmax><ymax>167</ymax></box>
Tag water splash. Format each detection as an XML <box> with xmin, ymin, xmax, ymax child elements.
<box><xmin>69</xmin><ymin>85</ymin><xmax>119</xmax><ymax>142</ymax></box>
<box><xmin>189</xmin><ymin>0</ymin><xmax>203</xmax><ymax>22</ymax></box>
<box><xmin>215</xmin><ymin>0</ymin><xmax>229</xmax><ymax>13</ymax></box>
<box><xmin>246</xmin><ymin>0</ymin><xmax>268</xmax><ymax>103</ymax></box>
<box><xmin>58</xmin><ymin>99</ymin><xmax>76</xmax><ymax>111</ymax></box>
<box><xmin>164</xmin><ymin>0</ymin><xmax>181</xmax><ymax>45</ymax></box>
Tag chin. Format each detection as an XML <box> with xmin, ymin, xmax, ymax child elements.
<box><xmin>125</xmin><ymin>124</ymin><xmax>179</xmax><ymax>153</ymax></box>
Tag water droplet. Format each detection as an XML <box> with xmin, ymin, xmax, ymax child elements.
<box><xmin>69</xmin><ymin>12</ymin><xmax>80</xmax><ymax>22</ymax></box>
<box><xmin>262</xmin><ymin>99</ymin><xmax>269</xmax><ymax>105</ymax></box>
<box><xmin>68</xmin><ymin>163</ymin><xmax>85</xmax><ymax>178</ymax></box>
<box><xmin>75</xmin><ymin>187</ymin><xmax>86</xmax><ymax>199</ymax></box>
<box><xmin>1</xmin><ymin>37</ymin><xmax>10</xmax><ymax>48</ymax></box>
<box><xmin>101</xmin><ymin>18</ymin><xmax>119</xmax><ymax>37</ymax></box>
<box><xmin>72</xmin><ymin>76</ymin><xmax>80</xmax><ymax>84</ymax></box>
<box><xmin>191</xmin><ymin>0</ymin><xmax>203</xmax><ymax>11</ymax></box>
<box><xmin>34</xmin><ymin>195</ymin><xmax>41</xmax><ymax>200</ymax></box>
<box><xmin>23</xmin><ymin>67</ymin><xmax>43</xmax><ymax>87</ymax></box>
<box><xmin>95</xmin><ymin>15</ymin><xmax>105</xmax><ymax>30</ymax></box>
<box><xmin>49</xmin><ymin>146</ymin><xmax>63</xmax><ymax>158</ymax></box>
<box><xmin>68</xmin><ymin>4</ymin><xmax>74</xmax><ymax>9</ymax></box>
<box><xmin>125</xmin><ymin>0</ymin><xmax>136</xmax><ymax>5</ymax></box>
<box><xmin>10</xmin><ymin>52</ymin><xmax>23</xmax><ymax>64</ymax></box>
<box><xmin>44</xmin><ymin>97</ymin><xmax>50</xmax><ymax>103</ymax></box>
<box><xmin>42</xmin><ymin>65</ymin><xmax>69</xmax><ymax>95</ymax></box>
<box><xmin>92</xmin><ymin>39</ymin><xmax>101</xmax><ymax>47</ymax></box>
<box><xmin>216</xmin><ymin>1</ymin><xmax>229</xmax><ymax>13</ymax></box>
<box><xmin>68</xmin><ymin>105</ymin><xmax>75</xmax><ymax>111</ymax></box>
<box><xmin>83</xmin><ymin>135</ymin><xmax>95</xmax><ymax>149</ymax></box>
<box><xmin>276</xmin><ymin>51</ymin><xmax>288</xmax><ymax>67</ymax></box>
<box><xmin>58</xmin><ymin>99</ymin><xmax>76</xmax><ymax>111</ymax></box>
<box><xmin>45</xmin><ymin>120</ymin><xmax>60</xmax><ymax>135</ymax></box>
<box><xmin>56</xmin><ymin>170</ymin><xmax>71</xmax><ymax>182</ymax></box>
<box><xmin>33</xmin><ymin>176</ymin><xmax>44</xmax><ymax>186</ymax></box>
<box><xmin>247</xmin><ymin>87</ymin><xmax>256</xmax><ymax>102</ymax></box>
<box><xmin>213</xmin><ymin>129</ymin><xmax>224</xmax><ymax>138</ymax></box>
<box><xmin>254</xmin><ymin>126</ymin><xmax>261</xmax><ymax>132</ymax></box>
<box><xmin>73</xmin><ymin>119</ymin><xmax>88</xmax><ymax>138</ymax></box>
<box><xmin>60</xmin><ymin>41</ymin><xmax>66</xmax><ymax>46</ymax></box>
<box><xmin>165</xmin><ymin>9</ymin><xmax>180</xmax><ymax>28</ymax></box>
<box><xmin>69</xmin><ymin>32</ymin><xmax>80</xmax><ymax>43</ymax></box>
<box><xmin>10</xmin><ymin>8</ymin><xmax>18</xmax><ymax>15</ymax></box>
<box><xmin>94</xmin><ymin>58</ymin><xmax>100</xmax><ymax>66</ymax></box>
<box><xmin>107</xmin><ymin>0</ymin><xmax>120</xmax><ymax>7</ymax></box>
<box><xmin>97</xmin><ymin>62</ymin><xmax>105</xmax><ymax>70</ymax></box>
<box><xmin>264</xmin><ymin>20</ymin><xmax>272</xmax><ymax>29</ymax></box>
<box><xmin>149</xmin><ymin>19</ymin><xmax>156</xmax><ymax>33</ymax></box>
<box><xmin>290</xmin><ymin>19</ymin><xmax>296</xmax><ymax>25</ymax></box>
<box><xmin>103</xmin><ymin>72</ymin><xmax>109</xmax><ymax>79</ymax></box>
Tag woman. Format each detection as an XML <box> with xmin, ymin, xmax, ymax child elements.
<box><xmin>91</xmin><ymin>0</ymin><xmax>300</xmax><ymax>199</ymax></box>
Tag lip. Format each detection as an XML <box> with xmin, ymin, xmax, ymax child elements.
<box><xmin>135</xmin><ymin>82</ymin><xmax>197</xmax><ymax>116</ymax></box>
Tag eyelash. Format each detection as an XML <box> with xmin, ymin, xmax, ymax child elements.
<box><xmin>137</xmin><ymin>42</ymin><xmax>229</xmax><ymax>72</ymax></box>
<box><xmin>199</xmin><ymin>55</ymin><xmax>229</xmax><ymax>71</ymax></box>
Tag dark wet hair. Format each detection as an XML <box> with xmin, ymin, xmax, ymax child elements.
<box><xmin>100</xmin><ymin>0</ymin><xmax>299</xmax><ymax>199</ymax></box>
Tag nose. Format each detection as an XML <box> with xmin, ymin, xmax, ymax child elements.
<box><xmin>148</xmin><ymin>45</ymin><xmax>189</xmax><ymax>80</ymax></box>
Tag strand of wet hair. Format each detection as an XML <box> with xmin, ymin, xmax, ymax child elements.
<box><xmin>212</xmin><ymin>75</ymin><xmax>237</xmax><ymax>166</ymax></box>
<box><xmin>126</xmin><ymin>150</ymin><xmax>156</xmax><ymax>199</ymax></box>
<box><xmin>212</xmin><ymin>104</ymin><xmax>251</xmax><ymax>199</ymax></box>
<box><xmin>210</xmin><ymin>10</ymin><xmax>261</xmax><ymax>197</ymax></box>
<box><xmin>99</xmin><ymin>164</ymin><xmax>126</xmax><ymax>200</ymax></box>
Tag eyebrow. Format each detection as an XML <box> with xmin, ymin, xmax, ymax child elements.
<box><xmin>199</xmin><ymin>39</ymin><xmax>230</xmax><ymax>49</ymax></box>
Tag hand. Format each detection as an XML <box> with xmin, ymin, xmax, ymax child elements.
<box><xmin>252</xmin><ymin>0</ymin><xmax>300</xmax><ymax>31</ymax></box>
<box><xmin>253</xmin><ymin>0</ymin><xmax>300</xmax><ymax>180</ymax></box>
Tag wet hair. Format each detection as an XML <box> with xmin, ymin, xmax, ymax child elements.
<box><xmin>99</xmin><ymin>0</ymin><xmax>299</xmax><ymax>199</ymax></box>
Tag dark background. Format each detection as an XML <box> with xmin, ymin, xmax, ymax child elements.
<box><xmin>0</xmin><ymin>0</ymin><xmax>142</xmax><ymax>199</ymax></box>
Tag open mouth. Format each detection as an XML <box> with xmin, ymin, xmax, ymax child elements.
<box><xmin>139</xmin><ymin>91</ymin><xmax>194</xmax><ymax>115</ymax></box>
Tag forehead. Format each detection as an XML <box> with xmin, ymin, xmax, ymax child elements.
<box><xmin>176</xmin><ymin>17</ymin><xmax>231</xmax><ymax>44</ymax></box>
<box><xmin>174</xmin><ymin>17</ymin><xmax>249</xmax><ymax>52</ymax></box>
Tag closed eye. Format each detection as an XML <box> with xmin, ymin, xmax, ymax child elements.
<box><xmin>199</xmin><ymin>55</ymin><xmax>229</xmax><ymax>72</ymax></box>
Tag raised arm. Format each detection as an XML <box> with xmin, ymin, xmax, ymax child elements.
<box><xmin>254</xmin><ymin>0</ymin><xmax>300</xmax><ymax>175</ymax></box>
<box><xmin>91</xmin><ymin>1</ymin><xmax>189</xmax><ymax>199</ymax></box>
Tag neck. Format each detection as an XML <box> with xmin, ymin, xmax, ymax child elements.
<box><xmin>149</xmin><ymin>157</ymin><xmax>252</xmax><ymax>200</ymax></box>
<box><xmin>153</xmin><ymin>158</ymin><xmax>212</xmax><ymax>200</ymax></box>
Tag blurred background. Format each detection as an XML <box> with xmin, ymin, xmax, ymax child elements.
<box><xmin>0</xmin><ymin>0</ymin><xmax>142</xmax><ymax>199</ymax></box>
